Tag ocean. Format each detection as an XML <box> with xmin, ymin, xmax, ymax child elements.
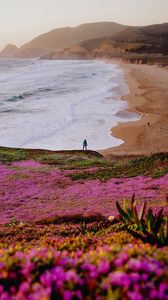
<box><xmin>0</xmin><ymin>59</ymin><xmax>139</xmax><ymax>150</ymax></box>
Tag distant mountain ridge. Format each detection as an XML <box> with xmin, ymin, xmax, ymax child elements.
<box><xmin>80</xmin><ymin>23</ymin><xmax>168</xmax><ymax>54</ymax></box>
<box><xmin>0</xmin><ymin>22</ymin><xmax>168</xmax><ymax>59</ymax></box>
<box><xmin>44</xmin><ymin>23</ymin><xmax>168</xmax><ymax>64</ymax></box>
<box><xmin>0</xmin><ymin>22</ymin><xmax>127</xmax><ymax>58</ymax></box>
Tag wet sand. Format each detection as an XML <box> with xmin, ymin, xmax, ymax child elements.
<box><xmin>100</xmin><ymin>62</ymin><xmax>168</xmax><ymax>158</ymax></box>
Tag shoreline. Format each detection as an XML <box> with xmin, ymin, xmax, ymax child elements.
<box><xmin>0</xmin><ymin>58</ymin><xmax>168</xmax><ymax>156</ymax></box>
<box><xmin>0</xmin><ymin>59</ymin><xmax>132</xmax><ymax>151</ymax></box>
<box><xmin>100</xmin><ymin>61</ymin><xmax>168</xmax><ymax>158</ymax></box>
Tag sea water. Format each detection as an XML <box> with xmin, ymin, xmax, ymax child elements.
<box><xmin>0</xmin><ymin>59</ymin><xmax>139</xmax><ymax>150</ymax></box>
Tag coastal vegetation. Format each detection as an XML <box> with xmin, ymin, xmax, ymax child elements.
<box><xmin>0</xmin><ymin>147</ymin><xmax>167</xmax><ymax>299</ymax></box>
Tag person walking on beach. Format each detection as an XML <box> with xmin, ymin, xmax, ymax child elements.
<box><xmin>83</xmin><ymin>139</ymin><xmax>88</xmax><ymax>150</ymax></box>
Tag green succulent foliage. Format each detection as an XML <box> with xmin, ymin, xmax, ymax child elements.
<box><xmin>116</xmin><ymin>196</ymin><xmax>168</xmax><ymax>247</ymax></box>
<box><xmin>5</xmin><ymin>217</ymin><xmax>19</xmax><ymax>228</ymax></box>
<box><xmin>79</xmin><ymin>221</ymin><xmax>88</xmax><ymax>234</ymax></box>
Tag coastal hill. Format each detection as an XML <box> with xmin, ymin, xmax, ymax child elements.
<box><xmin>1</xmin><ymin>22</ymin><xmax>168</xmax><ymax>64</ymax></box>
<box><xmin>0</xmin><ymin>44</ymin><xmax>20</xmax><ymax>58</ymax></box>
<box><xmin>44</xmin><ymin>23</ymin><xmax>168</xmax><ymax>64</ymax></box>
<box><xmin>0</xmin><ymin>22</ymin><xmax>127</xmax><ymax>58</ymax></box>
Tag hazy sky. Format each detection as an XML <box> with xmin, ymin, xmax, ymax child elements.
<box><xmin>0</xmin><ymin>0</ymin><xmax>168</xmax><ymax>49</ymax></box>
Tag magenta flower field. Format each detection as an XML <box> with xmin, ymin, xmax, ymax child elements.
<box><xmin>0</xmin><ymin>151</ymin><xmax>167</xmax><ymax>300</ymax></box>
<box><xmin>0</xmin><ymin>242</ymin><xmax>167</xmax><ymax>300</ymax></box>
<box><xmin>0</xmin><ymin>160</ymin><xmax>167</xmax><ymax>224</ymax></box>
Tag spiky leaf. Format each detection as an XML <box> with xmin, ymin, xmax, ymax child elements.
<box><xmin>132</xmin><ymin>200</ymin><xmax>141</xmax><ymax>226</ymax></box>
<box><xmin>124</xmin><ymin>198</ymin><xmax>132</xmax><ymax>218</ymax></box>
<box><xmin>116</xmin><ymin>201</ymin><xmax>129</xmax><ymax>222</ymax></box>
<box><xmin>159</xmin><ymin>226</ymin><xmax>165</xmax><ymax>245</ymax></box>
<box><xmin>138</xmin><ymin>201</ymin><xmax>146</xmax><ymax>222</ymax></box>
<box><xmin>147</xmin><ymin>209</ymin><xmax>155</xmax><ymax>234</ymax></box>
<box><xmin>131</xmin><ymin>193</ymin><xmax>135</xmax><ymax>211</ymax></box>
<box><xmin>154</xmin><ymin>209</ymin><xmax>163</xmax><ymax>233</ymax></box>
<box><xmin>123</xmin><ymin>198</ymin><xmax>128</xmax><ymax>211</ymax></box>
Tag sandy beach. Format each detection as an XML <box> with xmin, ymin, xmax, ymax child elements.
<box><xmin>100</xmin><ymin>62</ymin><xmax>168</xmax><ymax>158</ymax></box>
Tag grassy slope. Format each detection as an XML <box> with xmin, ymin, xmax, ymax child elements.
<box><xmin>0</xmin><ymin>146</ymin><xmax>167</xmax><ymax>179</ymax></box>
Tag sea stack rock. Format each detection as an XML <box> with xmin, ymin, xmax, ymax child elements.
<box><xmin>0</xmin><ymin>44</ymin><xmax>20</xmax><ymax>58</ymax></box>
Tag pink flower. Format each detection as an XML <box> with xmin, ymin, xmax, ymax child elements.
<box><xmin>19</xmin><ymin>282</ymin><xmax>30</xmax><ymax>294</ymax></box>
<box><xmin>109</xmin><ymin>272</ymin><xmax>130</xmax><ymax>288</ymax></box>
<box><xmin>63</xmin><ymin>290</ymin><xmax>73</xmax><ymax>300</ymax></box>
<box><xmin>97</xmin><ymin>258</ymin><xmax>110</xmax><ymax>275</ymax></box>
<box><xmin>128</xmin><ymin>291</ymin><xmax>143</xmax><ymax>300</ymax></box>
<box><xmin>65</xmin><ymin>270</ymin><xmax>80</xmax><ymax>284</ymax></box>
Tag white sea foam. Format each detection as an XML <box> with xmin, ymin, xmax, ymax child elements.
<box><xmin>0</xmin><ymin>59</ymin><xmax>139</xmax><ymax>150</ymax></box>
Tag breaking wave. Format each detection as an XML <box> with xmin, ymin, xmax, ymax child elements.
<box><xmin>0</xmin><ymin>59</ymin><xmax>139</xmax><ymax>150</ymax></box>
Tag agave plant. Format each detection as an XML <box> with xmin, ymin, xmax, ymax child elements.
<box><xmin>144</xmin><ymin>209</ymin><xmax>168</xmax><ymax>246</ymax></box>
<box><xmin>116</xmin><ymin>195</ymin><xmax>168</xmax><ymax>246</ymax></box>
<box><xmin>116</xmin><ymin>194</ymin><xmax>146</xmax><ymax>228</ymax></box>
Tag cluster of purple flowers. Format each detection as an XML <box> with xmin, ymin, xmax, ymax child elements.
<box><xmin>0</xmin><ymin>243</ymin><xmax>167</xmax><ymax>300</ymax></box>
<box><xmin>0</xmin><ymin>161</ymin><xmax>167</xmax><ymax>224</ymax></box>
<box><xmin>0</xmin><ymin>158</ymin><xmax>167</xmax><ymax>299</ymax></box>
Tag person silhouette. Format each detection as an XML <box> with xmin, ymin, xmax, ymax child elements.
<box><xmin>83</xmin><ymin>139</ymin><xmax>88</xmax><ymax>150</ymax></box>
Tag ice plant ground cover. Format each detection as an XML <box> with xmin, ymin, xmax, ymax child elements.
<box><xmin>0</xmin><ymin>147</ymin><xmax>167</xmax><ymax>299</ymax></box>
<box><xmin>0</xmin><ymin>149</ymin><xmax>168</xmax><ymax>224</ymax></box>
